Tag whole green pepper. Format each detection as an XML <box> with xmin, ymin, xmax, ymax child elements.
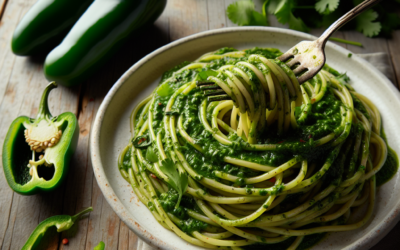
<box><xmin>11</xmin><ymin>0</ymin><xmax>93</xmax><ymax>56</ymax></box>
<box><xmin>44</xmin><ymin>0</ymin><xmax>167</xmax><ymax>87</ymax></box>
<box><xmin>22</xmin><ymin>207</ymin><xmax>93</xmax><ymax>250</ymax></box>
<box><xmin>2</xmin><ymin>82</ymin><xmax>79</xmax><ymax>195</ymax></box>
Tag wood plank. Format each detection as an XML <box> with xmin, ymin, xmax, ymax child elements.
<box><xmin>387</xmin><ymin>28</ymin><xmax>400</xmax><ymax>89</ymax></box>
<box><xmin>166</xmin><ymin>0</ymin><xmax>208</xmax><ymax>41</ymax></box>
<box><xmin>0</xmin><ymin>24</ymin><xmax>42</xmax><ymax>249</ymax></box>
<box><xmin>0</xmin><ymin>0</ymin><xmax>29</xmax><ymax>109</ymax></box>
<box><xmin>223</xmin><ymin>0</ymin><xmax>236</xmax><ymax>27</ymax></box>
<box><xmin>0</xmin><ymin>193</ymin><xmax>17</xmax><ymax>250</ymax></box>
<box><xmin>0</xmin><ymin>0</ymin><xmax>7</xmax><ymax>20</ymax></box>
<box><xmin>207</xmin><ymin>0</ymin><xmax>226</xmax><ymax>29</ymax></box>
<box><xmin>58</xmin><ymin>79</ymin><xmax>106</xmax><ymax>250</ymax></box>
<box><xmin>118</xmin><ymin>222</ymin><xmax>139</xmax><ymax>250</ymax></box>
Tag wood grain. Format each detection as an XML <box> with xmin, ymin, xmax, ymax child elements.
<box><xmin>207</xmin><ymin>0</ymin><xmax>226</xmax><ymax>29</ymax></box>
<box><xmin>0</xmin><ymin>1</ymin><xmax>48</xmax><ymax>248</ymax></box>
<box><xmin>0</xmin><ymin>0</ymin><xmax>399</xmax><ymax>250</ymax></box>
<box><xmin>0</xmin><ymin>0</ymin><xmax>7</xmax><ymax>20</ymax></box>
<box><xmin>387</xmin><ymin>17</ymin><xmax>400</xmax><ymax>89</ymax></box>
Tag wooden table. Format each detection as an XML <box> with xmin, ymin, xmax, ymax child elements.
<box><xmin>0</xmin><ymin>0</ymin><xmax>399</xmax><ymax>249</ymax></box>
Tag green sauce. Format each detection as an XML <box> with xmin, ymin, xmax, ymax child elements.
<box><xmin>122</xmin><ymin>47</ymin><xmax>400</xmax><ymax>250</ymax></box>
<box><xmin>120</xmin><ymin>146</ymin><xmax>132</xmax><ymax>173</ymax></box>
<box><xmin>376</xmin><ymin>148</ymin><xmax>398</xmax><ymax>187</ymax></box>
<box><xmin>376</xmin><ymin>130</ymin><xmax>399</xmax><ymax>186</ymax></box>
<box><xmin>214</xmin><ymin>47</ymin><xmax>238</xmax><ymax>55</ymax></box>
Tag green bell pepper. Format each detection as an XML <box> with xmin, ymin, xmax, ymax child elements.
<box><xmin>11</xmin><ymin>0</ymin><xmax>93</xmax><ymax>56</ymax></box>
<box><xmin>44</xmin><ymin>0</ymin><xmax>167</xmax><ymax>87</ymax></box>
<box><xmin>22</xmin><ymin>207</ymin><xmax>93</xmax><ymax>250</ymax></box>
<box><xmin>2</xmin><ymin>82</ymin><xmax>79</xmax><ymax>195</ymax></box>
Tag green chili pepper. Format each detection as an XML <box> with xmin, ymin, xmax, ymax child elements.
<box><xmin>22</xmin><ymin>207</ymin><xmax>93</xmax><ymax>250</ymax></box>
<box><xmin>94</xmin><ymin>241</ymin><xmax>105</xmax><ymax>250</ymax></box>
<box><xmin>44</xmin><ymin>0</ymin><xmax>167</xmax><ymax>87</ymax></box>
<box><xmin>2</xmin><ymin>82</ymin><xmax>79</xmax><ymax>195</ymax></box>
<box><xmin>11</xmin><ymin>0</ymin><xmax>93</xmax><ymax>56</ymax></box>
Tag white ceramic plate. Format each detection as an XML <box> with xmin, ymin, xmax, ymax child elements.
<box><xmin>90</xmin><ymin>27</ymin><xmax>400</xmax><ymax>250</ymax></box>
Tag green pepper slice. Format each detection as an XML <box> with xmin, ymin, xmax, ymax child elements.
<box><xmin>22</xmin><ymin>207</ymin><xmax>93</xmax><ymax>250</ymax></box>
<box><xmin>44</xmin><ymin>0</ymin><xmax>167</xmax><ymax>86</ymax></box>
<box><xmin>2</xmin><ymin>82</ymin><xmax>79</xmax><ymax>195</ymax></box>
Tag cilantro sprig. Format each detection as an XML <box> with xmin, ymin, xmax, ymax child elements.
<box><xmin>227</xmin><ymin>0</ymin><xmax>400</xmax><ymax>39</ymax></box>
<box><xmin>227</xmin><ymin>0</ymin><xmax>268</xmax><ymax>26</ymax></box>
<box><xmin>159</xmin><ymin>159</ymin><xmax>188</xmax><ymax>208</ymax></box>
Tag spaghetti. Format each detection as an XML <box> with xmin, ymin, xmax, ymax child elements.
<box><xmin>118</xmin><ymin>47</ymin><xmax>396</xmax><ymax>249</ymax></box>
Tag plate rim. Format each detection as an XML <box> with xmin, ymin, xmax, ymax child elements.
<box><xmin>90</xmin><ymin>26</ymin><xmax>400</xmax><ymax>250</ymax></box>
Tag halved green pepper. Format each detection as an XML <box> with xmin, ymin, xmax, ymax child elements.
<box><xmin>2</xmin><ymin>82</ymin><xmax>79</xmax><ymax>195</ymax></box>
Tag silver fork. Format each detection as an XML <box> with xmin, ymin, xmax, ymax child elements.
<box><xmin>199</xmin><ymin>0</ymin><xmax>382</xmax><ymax>101</ymax></box>
<box><xmin>278</xmin><ymin>0</ymin><xmax>381</xmax><ymax>83</ymax></box>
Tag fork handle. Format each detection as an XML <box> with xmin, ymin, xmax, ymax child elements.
<box><xmin>317</xmin><ymin>0</ymin><xmax>382</xmax><ymax>47</ymax></box>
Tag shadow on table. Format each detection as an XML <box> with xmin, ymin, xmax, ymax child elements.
<box><xmin>371</xmin><ymin>220</ymin><xmax>400</xmax><ymax>250</ymax></box>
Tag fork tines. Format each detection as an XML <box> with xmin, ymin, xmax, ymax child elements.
<box><xmin>196</xmin><ymin>80</ymin><xmax>230</xmax><ymax>102</ymax></box>
<box><xmin>208</xmin><ymin>95</ymin><xmax>230</xmax><ymax>102</ymax></box>
<box><xmin>277</xmin><ymin>41</ymin><xmax>326</xmax><ymax>84</ymax></box>
<box><xmin>204</xmin><ymin>89</ymin><xmax>225</xmax><ymax>96</ymax></box>
<box><xmin>196</xmin><ymin>80</ymin><xmax>215</xmax><ymax>86</ymax></box>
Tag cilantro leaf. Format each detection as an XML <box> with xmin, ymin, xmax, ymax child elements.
<box><xmin>226</xmin><ymin>0</ymin><xmax>399</xmax><ymax>38</ymax></box>
<box><xmin>274</xmin><ymin>0</ymin><xmax>309</xmax><ymax>32</ymax></box>
<box><xmin>159</xmin><ymin>159</ymin><xmax>188</xmax><ymax>208</ymax></box>
<box><xmin>157</xmin><ymin>83</ymin><xmax>174</xmax><ymax>97</ymax></box>
<box><xmin>264</xmin><ymin>0</ymin><xmax>281</xmax><ymax>15</ymax></box>
<box><xmin>315</xmin><ymin>0</ymin><xmax>340</xmax><ymax>15</ymax></box>
<box><xmin>145</xmin><ymin>146</ymin><xmax>158</xmax><ymax>163</ymax></box>
<box><xmin>274</xmin><ymin>0</ymin><xmax>292</xmax><ymax>24</ymax></box>
<box><xmin>227</xmin><ymin>0</ymin><xmax>254</xmax><ymax>26</ymax></box>
<box><xmin>294</xmin><ymin>106</ymin><xmax>302</xmax><ymax>117</ymax></box>
<box><xmin>227</xmin><ymin>0</ymin><xmax>268</xmax><ymax>26</ymax></box>
<box><xmin>198</xmin><ymin>70</ymin><xmax>218</xmax><ymax>80</ymax></box>
<box><xmin>252</xmin><ymin>10</ymin><xmax>268</xmax><ymax>26</ymax></box>
<box><xmin>288</xmin><ymin>13</ymin><xmax>310</xmax><ymax>32</ymax></box>
<box><xmin>355</xmin><ymin>9</ymin><xmax>381</xmax><ymax>37</ymax></box>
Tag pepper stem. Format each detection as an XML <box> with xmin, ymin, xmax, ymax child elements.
<box><xmin>71</xmin><ymin>207</ymin><xmax>93</xmax><ymax>222</ymax></box>
<box><xmin>36</xmin><ymin>82</ymin><xmax>57</xmax><ymax>120</ymax></box>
